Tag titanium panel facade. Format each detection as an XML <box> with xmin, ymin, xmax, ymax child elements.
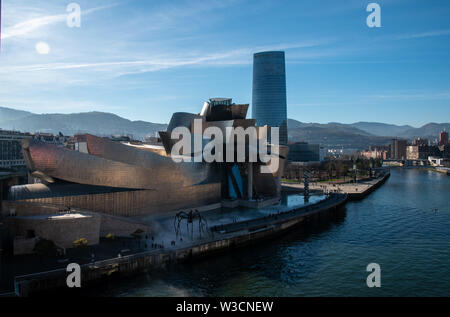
<box><xmin>7</xmin><ymin>183</ymin><xmax>221</xmax><ymax>217</ymax></box>
<box><xmin>22</xmin><ymin>137</ymin><xmax>210</xmax><ymax>190</ymax></box>
<box><xmin>252</xmin><ymin>51</ymin><xmax>288</xmax><ymax>145</ymax></box>
<box><xmin>9</xmin><ymin>96</ymin><xmax>289</xmax><ymax>219</ymax></box>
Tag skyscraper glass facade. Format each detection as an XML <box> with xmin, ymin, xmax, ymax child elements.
<box><xmin>252</xmin><ymin>51</ymin><xmax>288</xmax><ymax>145</ymax></box>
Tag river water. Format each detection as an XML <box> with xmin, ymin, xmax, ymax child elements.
<box><xmin>87</xmin><ymin>168</ymin><xmax>450</xmax><ymax>297</ymax></box>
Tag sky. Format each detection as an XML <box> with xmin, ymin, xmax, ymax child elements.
<box><xmin>0</xmin><ymin>0</ymin><xmax>449</xmax><ymax>127</ymax></box>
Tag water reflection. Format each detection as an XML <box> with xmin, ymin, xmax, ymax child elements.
<box><xmin>83</xmin><ymin>205</ymin><xmax>348</xmax><ymax>297</ymax></box>
<box><xmin>80</xmin><ymin>169</ymin><xmax>450</xmax><ymax>296</ymax></box>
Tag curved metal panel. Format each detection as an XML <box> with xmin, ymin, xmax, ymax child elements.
<box><xmin>231</xmin><ymin>104</ymin><xmax>249</xmax><ymax>119</ymax></box>
<box><xmin>85</xmin><ymin>133</ymin><xmax>210</xmax><ymax>183</ymax></box>
<box><xmin>167</xmin><ymin>112</ymin><xmax>202</xmax><ymax>132</ymax></box>
<box><xmin>8</xmin><ymin>182</ymin><xmax>132</xmax><ymax>201</ymax></box>
<box><xmin>125</xmin><ymin>143</ymin><xmax>168</xmax><ymax>157</ymax></box>
<box><xmin>23</xmin><ymin>138</ymin><xmax>210</xmax><ymax>190</ymax></box>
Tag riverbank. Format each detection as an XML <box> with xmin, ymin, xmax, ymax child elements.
<box><xmin>12</xmin><ymin>193</ymin><xmax>347</xmax><ymax>296</ymax></box>
<box><xmin>4</xmin><ymin>172</ymin><xmax>391</xmax><ymax>296</ymax></box>
<box><xmin>72</xmin><ymin>168</ymin><xmax>450</xmax><ymax>297</ymax></box>
<box><xmin>282</xmin><ymin>170</ymin><xmax>390</xmax><ymax>200</ymax></box>
<box><xmin>430</xmin><ymin>167</ymin><xmax>450</xmax><ymax>175</ymax></box>
<box><xmin>386</xmin><ymin>165</ymin><xmax>450</xmax><ymax>176</ymax></box>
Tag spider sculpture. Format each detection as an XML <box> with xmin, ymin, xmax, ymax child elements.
<box><xmin>173</xmin><ymin>209</ymin><xmax>208</xmax><ymax>240</ymax></box>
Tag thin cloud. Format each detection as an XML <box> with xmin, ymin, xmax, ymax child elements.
<box><xmin>0</xmin><ymin>39</ymin><xmax>333</xmax><ymax>78</ymax></box>
<box><xmin>397</xmin><ymin>29</ymin><xmax>450</xmax><ymax>40</ymax></box>
<box><xmin>1</xmin><ymin>14</ymin><xmax>67</xmax><ymax>39</ymax></box>
<box><xmin>371</xmin><ymin>92</ymin><xmax>450</xmax><ymax>100</ymax></box>
<box><xmin>1</xmin><ymin>4</ymin><xmax>118</xmax><ymax>40</ymax></box>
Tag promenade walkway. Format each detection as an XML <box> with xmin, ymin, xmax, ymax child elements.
<box><xmin>283</xmin><ymin>172</ymin><xmax>390</xmax><ymax>197</ymax></box>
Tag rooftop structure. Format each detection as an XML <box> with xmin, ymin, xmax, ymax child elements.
<box><xmin>209</xmin><ymin>98</ymin><xmax>233</xmax><ymax>106</ymax></box>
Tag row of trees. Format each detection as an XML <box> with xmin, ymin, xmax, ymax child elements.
<box><xmin>284</xmin><ymin>157</ymin><xmax>383</xmax><ymax>182</ymax></box>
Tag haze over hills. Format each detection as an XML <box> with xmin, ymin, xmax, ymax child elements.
<box><xmin>286</xmin><ymin>119</ymin><xmax>394</xmax><ymax>149</ymax></box>
<box><xmin>287</xmin><ymin>119</ymin><xmax>450</xmax><ymax>149</ymax></box>
<box><xmin>1</xmin><ymin>106</ymin><xmax>449</xmax><ymax>149</ymax></box>
<box><xmin>0</xmin><ymin>107</ymin><xmax>167</xmax><ymax>139</ymax></box>
<box><xmin>399</xmin><ymin>123</ymin><xmax>450</xmax><ymax>139</ymax></box>
<box><xmin>347</xmin><ymin>121</ymin><xmax>450</xmax><ymax>140</ymax></box>
<box><xmin>347</xmin><ymin>122</ymin><xmax>414</xmax><ymax>137</ymax></box>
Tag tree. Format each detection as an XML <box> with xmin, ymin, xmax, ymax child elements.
<box><xmin>73</xmin><ymin>238</ymin><xmax>88</xmax><ymax>248</ymax></box>
<box><xmin>327</xmin><ymin>162</ymin><xmax>336</xmax><ymax>180</ymax></box>
<box><xmin>34</xmin><ymin>238</ymin><xmax>57</xmax><ymax>257</ymax></box>
<box><xmin>105</xmin><ymin>233</ymin><xmax>116</xmax><ymax>240</ymax></box>
<box><xmin>339</xmin><ymin>163</ymin><xmax>348</xmax><ymax>181</ymax></box>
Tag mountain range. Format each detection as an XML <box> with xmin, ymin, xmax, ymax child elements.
<box><xmin>287</xmin><ymin>119</ymin><xmax>450</xmax><ymax>149</ymax></box>
<box><xmin>1</xmin><ymin>106</ymin><xmax>449</xmax><ymax>149</ymax></box>
<box><xmin>0</xmin><ymin>107</ymin><xmax>167</xmax><ymax>139</ymax></box>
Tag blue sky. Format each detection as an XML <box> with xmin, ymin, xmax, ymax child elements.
<box><xmin>0</xmin><ymin>0</ymin><xmax>449</xmax><ymax>127</ymax></box>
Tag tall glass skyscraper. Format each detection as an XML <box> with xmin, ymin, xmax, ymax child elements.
<box><xmin>252</xmin><ymin>51</ymin><xmax>288</xmax><ymax>145</ymax></box>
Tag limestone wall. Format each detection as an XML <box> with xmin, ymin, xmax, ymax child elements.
<box><xmin>7</xmin><ymin>214</ymin><xmax>101</xmax><ymax>249</ymax></box>
<box><xmin>2</xmin><ymin>201</ymin><xmax>61</xmax><ymax>217</ymax></box>
<box><xmin>99</xmin><ymin>213</ymin><xmax>151</xmax><ymax>238</ymax></box>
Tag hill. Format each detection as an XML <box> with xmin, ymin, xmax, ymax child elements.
<box><xmin>348</xmin><ymin>122</ymin><xmax>413</xmax><ymax>137</ymax></box>
<box><xmin>1</xmin><ymin>106</ymin><xmax>448</xmax><ymax>148</ymax></box>
<box><xmin>399</xmin><ymin>123</ymin><xmax>450</xmax><ymax>140</ymax></box>
<box><xmin>287</xmin><ymin>119</ymin><xmax>393</xmax><ymax>149</ymax></box>
<box><xmin>0</xmin><ymin>106</ymin><xmax>167</xmax><ymax>140</ymax></box>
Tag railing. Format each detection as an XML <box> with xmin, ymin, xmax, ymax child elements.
<box><xmin>210</xmin><ymin>194</ymin><xmax>346</xmax><ymax>234</ymax></box>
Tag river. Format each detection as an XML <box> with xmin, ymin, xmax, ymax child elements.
<box><xmin>85</xmin><ymin>168</ymin><xmax>450</xmax><ymax>297</ymax></box>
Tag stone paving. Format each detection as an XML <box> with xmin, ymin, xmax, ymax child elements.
<box><xmin>283</xmin><ymin>177</ymin><xmax>384</xmax><ymax>195</ymax></box>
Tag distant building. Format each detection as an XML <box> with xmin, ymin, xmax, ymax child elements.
<box><xmin>361</xmin><ymin>148</ymin><xmax>388</xmax><ymax>160</ymax></box>
<box><xmin>252</xmin><ymin>51</ymin><xmax>288</xmax><ymax>145</ymax></box>
<box><xmin>431</xmin><ymin>145</ymin><xmax>444</xmax><ymax>157</ymax></box>
<box><xmin>406</xmin><ymin>145</ymin><xmax>420</xmax><ymax>160</ymax></box>
<box><xmin>34</xmin><ymin>132</ymin><xmax>67</xmax><ymax>145</ymax></box>
<box><xmin>288</xmin><ymin>142</ymin><xmax>320</xmax><ymax>162</ymax></box>
<box><xmin>438</xmin><ymin>130</ymin><xmax>449</xmax><ymax>146</ymax></box>
<box><xmin>319</xmin><ymin>146</ymin><xmax>327</xmax><ymax>162</ymax></box>
<box><xmin>439</xmin><ymin>144</ymin><xmax>450</xmax><ymax>158</ymax></box>
<box><xmin>406</xmin><ymin>145</ymin><xmax>433</xmax><ymax>160</ymax></box>
<box><xmin>369</xmin><ymin>145</ymin><xmax>390</xmax><ymax>152</ymax></box>
<box><xmin>390</xmin><ymin>139</ymin><xmax>407</xmax><ymax>160</ymax></box>
<box><xmin>361</xmin><ymin>145</ymin><xmax>389</xmax><ymax>160</ymax></box>
<box><xmin>0</xmin><ymin>130</ymin><xmax>32</xmax><ymax>169</ymax></box>
<box><xmin>428</xmin><ymin>156</ymin><xmax>450</xmax><ymax>167</ymax></box>
<box><xmin>412</xmin><ymin>138</ymin><xmax>428</xmax><ymax>146</ymax></box>
<box><xmin>327</xmin><ymin>148</ymin><xmax>359</xmax><ymax>158</ymax></box>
